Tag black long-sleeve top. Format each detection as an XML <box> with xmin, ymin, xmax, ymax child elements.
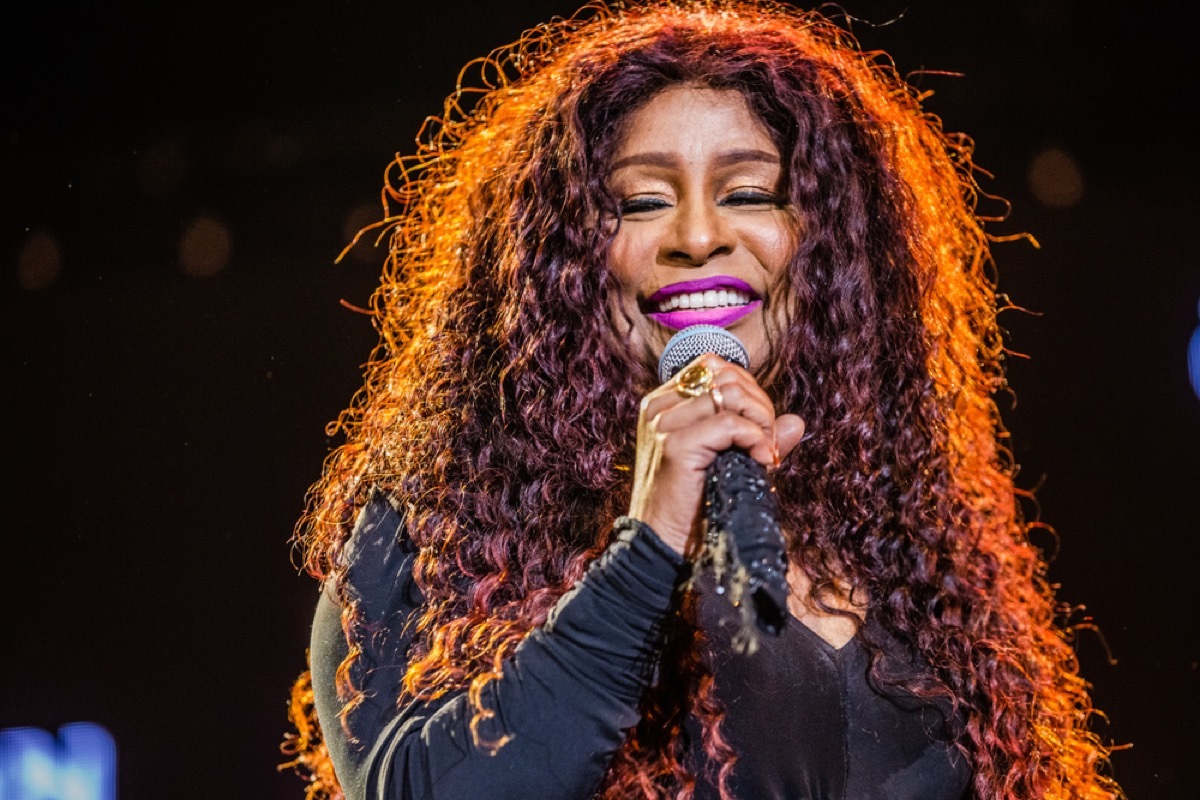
<box><xmin>309</xmin><ymin>499</ymin><xmax>971</xmax><ymax>800</ymax></box>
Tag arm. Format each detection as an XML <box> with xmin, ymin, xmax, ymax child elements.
<box><xmin>309</xmin><ymin>499</ymin><xmax>686</xmax><ymax>800</ymax></box>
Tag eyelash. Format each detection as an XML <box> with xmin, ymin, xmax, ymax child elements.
<box><xmin>723</xmin><ymin>190</ymin><xmax>783</xmax><ymax>207</ymax></box>
<box><xmin>618</xmin><ymin>191</ymin><xmax>783</xmax><ymax>215</ymax></box>
<box><xmin>619</xmin><ymin>197</ymin><xmax>670</xmax><ymax>214</ymax></box>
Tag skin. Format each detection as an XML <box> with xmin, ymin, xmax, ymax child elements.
<box><xmin>606</xmin><ymin>85</ymin><xmax>794</xmax><ymax>368</ymax></box>
<box><xmin>611</xmin><ymin>87</ymin><xmax>861</xmax><ymax>647</ymax></box>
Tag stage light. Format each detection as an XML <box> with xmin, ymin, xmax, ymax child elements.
<box><xmin>0</xmin><ymin>723</ymin><xmax>115</xmax><ymax>800</ymax></box>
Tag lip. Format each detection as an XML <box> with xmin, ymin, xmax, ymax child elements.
<box><xmin>645</xmin><ymin>276</ymin><xmax>758</xmax><ymax>304</ymax></box>
<box><xmin>646</xmin><ymin>300</ymin><xmax>761</xmax><ymax>331</ymax></box>
<box><xmin>643</xmin><ymin>275</ymin><xmax>761</xmax><ymax>331</ymax></box>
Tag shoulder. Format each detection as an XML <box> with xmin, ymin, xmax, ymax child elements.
<box><xmin>338</xmin><ymin>491</ymin><xmax>423</xmax><ymax>618</ymax></box>
<box><xmin>309</xmin><ymin>494</ymin><xmax>423</xmax><ymax>788</ymax></box>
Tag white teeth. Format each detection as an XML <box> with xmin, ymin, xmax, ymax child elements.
<box><xmin>657</xmin><ymin>290</ymin><xmax>752</xmax><ymax>313</ymax></box>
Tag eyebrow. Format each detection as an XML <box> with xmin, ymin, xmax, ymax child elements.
<box><xmin>609</xmin><ymin>148</ymin><xmax>780</xmax><ymax>172</ymax></box>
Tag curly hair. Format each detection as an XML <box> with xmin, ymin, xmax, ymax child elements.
<box><xmin>282</xmin><ymin>2</ymin><xmax>1121</xmax><ymax>798</ymax></box>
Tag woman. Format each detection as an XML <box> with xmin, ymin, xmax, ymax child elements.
<box><xmin>283</xmin><ymin>2</ymin><xmax>1121</xmax><ymax>798</ymax></box>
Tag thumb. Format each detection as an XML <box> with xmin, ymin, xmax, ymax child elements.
<box><xmin>774</xmin><ymin>414</ymin><xmax>805</xmax><ymax>462</ymax></box>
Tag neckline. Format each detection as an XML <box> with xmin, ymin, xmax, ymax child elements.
<box><xmin>786</xmin><ymin>610</ymin><xmax>862</xmax><ymax>654</ymax></box>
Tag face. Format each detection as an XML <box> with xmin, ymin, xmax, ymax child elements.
<box><xmin>606</xmin><ymin>85</ymin><xmax>797</xmax><ymax>374</ymax></box>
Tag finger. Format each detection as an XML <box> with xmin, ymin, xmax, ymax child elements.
<box><xmin>642</xmin><ymin>353</ymin><xmax>725</xmax><ymax>417</ymax></box>
<box><xmin>648</xmin><ymin>356</ymin><xmax>781</xmax><ymax>454</ymax></box>
<box><xmin>664</xmin><ymin>354</ymin><xmax>776</xmax><ymax>417</ymax></box>
<box><xmin>708</xmin><ymin>376</ymin><xmax>775</xmax><ymax>429</ymax></box>
<box><xmin>666</xmin><ymin>353</ymin><xmax>751</xmax><ymax>394</ymax></box>
<box><xmin>702</xmin><ymin>357</ymin><xmax>774</xmax><ymax>409</ymax></box>
<box><xmin>649</xmin><ymin>382</ymin><xmax>776</xmax><ymax>437</ymax></box>
<box><xmin>774</xmin><ymin>413</ymin><xmax>806</xmax><ymax>462</ymax></box>
<box><xmin>660</xmin><ymin>411</ymin><xmax>778</xmax><ymax>471</ymax></box>
<box><xmin>658</xmin><ymin>353</ymin><xmax>765</xmax><ymax>409</ymax></box>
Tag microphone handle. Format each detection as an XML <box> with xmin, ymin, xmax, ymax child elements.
<box><xmin>704</xmin><ymin>449</ymin><xmax>789</xmax><ymax>648</ymax></box>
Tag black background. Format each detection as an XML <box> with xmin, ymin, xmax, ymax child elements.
<box><xmin>3</xmin><ymin>1</ymin><xmax>1197</xmax><ymax>798</ymax></box>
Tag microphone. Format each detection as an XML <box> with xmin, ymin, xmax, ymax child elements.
<box><xmin>657</xmin><ymin>325</ymin><xmax>789</xmax><ymax>649</ymax></box>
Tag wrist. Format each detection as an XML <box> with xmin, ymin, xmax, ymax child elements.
<box><xmin>626</xmin><ymin>510</ymin><xmax>692</xmax><ymax>557</ymax></box>
<box><xmin>613</xmin><ymin>516</ymin><xmax>688</xmax><ymax>567</ymax></box>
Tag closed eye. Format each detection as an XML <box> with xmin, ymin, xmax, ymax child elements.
<box><xmin>619</xmin><ymin>197</ymin><xmax>672</xmax><ymax>215</ymax></box>
<box><xmin>722</xmin><ymin>190</ymin><xmax>785</xmax><ymax>207</ymax></box>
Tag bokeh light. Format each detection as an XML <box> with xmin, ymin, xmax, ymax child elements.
<box><xmin>1028</xmin><ymin>146</ymin><xmax>1085</xmax><ymax>208</ymax></box>
<box><xmin>16</xmin><ymin>230</ymin><xmax>63</xmax><ymax>290</ymax></box>
<box><xmin>179</xmin><ymin>216</ymin><xmax>233</xmax><ymax>277</ymax></box>
<box><xmin>0</xmin><ymin>723</ymin><xmax>116</xmax><ymax>800</ymax></box>
<box><xmin>1189</xmin><ymin>297</ymin><xmax>1200</xmax><ymax>401</ymax></box>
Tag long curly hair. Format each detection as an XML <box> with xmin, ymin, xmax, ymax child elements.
<box><xmin>282</xmin><ymin>2</ymin><xmax>1121</xmax><ymax>798</ymax></box>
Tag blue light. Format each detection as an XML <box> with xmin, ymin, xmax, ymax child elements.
<box><xmin>0</xmin><ymin>723</ymin><xmax>116</xmax><ymax>800</ymax></box>
<box><xmin>1191</xmin><ymin>298</ymin><xmax>1200</xmax><ymax>402</ymax></box>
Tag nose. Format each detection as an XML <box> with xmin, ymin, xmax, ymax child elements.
<box><xmin>661</xmin><ymin>197</ymin><xmax>735</xmax><ymax>266</ymax></box>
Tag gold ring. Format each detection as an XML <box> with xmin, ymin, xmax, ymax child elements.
<box><xmin>675</xmin><ymin>362</ymin><xmax>714</xmax><ymax>398</ymax></box>
<box><xmin>710</xmin><ymin>384</ymin><xmax>725</xmax><ymax>413</ymax></box>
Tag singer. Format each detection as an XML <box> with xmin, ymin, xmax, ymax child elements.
<box><xmin>283</xmin><ymin>3</ymin><xmax>1121</xmax><ymax>799</ymax></box>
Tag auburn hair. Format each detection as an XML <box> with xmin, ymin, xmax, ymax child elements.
<box><xmin>282</xmin><ymin>2</ymin><xmax>1121</xmax><ymax>798</ymax></box>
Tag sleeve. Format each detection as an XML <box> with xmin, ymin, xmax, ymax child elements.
<box><xmin>309</xmin><ymin>499</ymin><xmax>687</xmax><ymax>800</ymax></box>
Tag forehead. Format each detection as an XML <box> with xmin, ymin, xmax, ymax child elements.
<box><xmin>613</xmin><ymin>85</ymin><xmax>779</xmax><ymax>162</ymax></box>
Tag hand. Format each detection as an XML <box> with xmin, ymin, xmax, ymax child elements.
<box><xmin>628</xmin><ymin>354</ymin><xmax>805</xmax><ymax>555</ymax></box>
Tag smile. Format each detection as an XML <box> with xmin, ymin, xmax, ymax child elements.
<box><xmin>643</xmin><ymin>276</ymin><xmax>762</xmax><ymax>331</ymax></box>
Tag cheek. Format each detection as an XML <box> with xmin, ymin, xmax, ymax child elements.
<box><xmin>606</xmin><ymin>230</ymin><xmax>647</xmax><ymax>298</ymax></box>
<box><xmin>753</xmin><ymin>215</ymin><xmax>798</xmax><ymax>276</ymax></box>
<box><xmin>605</xmin><ymin>232</ymin><xmax>663</xmax><ymax>359</ymax></box>
<box><xmin>604</xmin><ymin>238</ymin><xmax>637</xmax><ymax>328</ymax></box>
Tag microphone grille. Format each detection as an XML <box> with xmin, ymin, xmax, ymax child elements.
<box><xmin>657</xmin><ymin>325</ymin><xmax>750</xmax><ymax>383</ymax></box>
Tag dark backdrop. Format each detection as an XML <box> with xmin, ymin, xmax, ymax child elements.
<box><xmin>3</xmin><ymin>1</ymin><xmax>1197</xmax><ymax>798</ymax></box>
